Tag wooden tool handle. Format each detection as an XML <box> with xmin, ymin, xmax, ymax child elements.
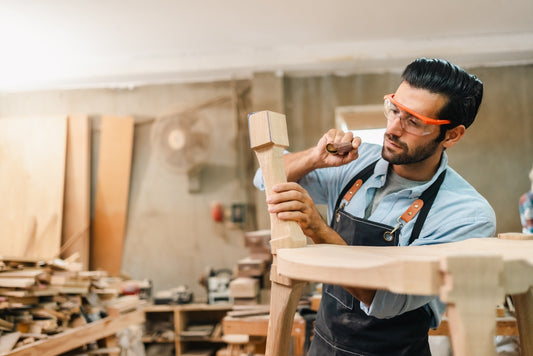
<box><xmin>326</xmin><ymin>142</ymin><xmax>353</xmax><ymax>155</ymax></box>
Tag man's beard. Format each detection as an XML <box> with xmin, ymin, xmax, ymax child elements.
<box><xmin>381</xmin><ymin>133</ymin><xmax>441</xmax><ymax>165</ymax></box>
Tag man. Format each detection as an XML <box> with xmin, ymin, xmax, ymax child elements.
<box><xmin>519</xmin><ymin>163</ymin><xmax>533</xmax><ymax>233</ymax></box>
<box><xmin>254</xmin><ymin>58</ymin><xmax>496</xmax><ymax>355</ymax></box>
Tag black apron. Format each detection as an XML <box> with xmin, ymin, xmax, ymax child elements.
<box><xmin>309</xmin><ymin>160</ymin><xmax>446</xmax><ymax>356</ymax></box>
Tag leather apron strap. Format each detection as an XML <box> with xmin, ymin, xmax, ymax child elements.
<box><xmin>332</xmin><ymin>160</ymin><xmax>447</xmax><ymax>245</ymax></box>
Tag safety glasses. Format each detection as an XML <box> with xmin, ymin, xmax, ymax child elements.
<box><xmin>384</xmin><ymin>94</ymin><xmax>450</xmax><ymax>136</ymax></box>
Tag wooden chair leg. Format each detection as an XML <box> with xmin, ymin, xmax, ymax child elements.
<box><xmin>440</xmin><ymin>256</ymin><xmax>505</xmax><ymax>356</ymax></box>
<box><xmin>266</xmin><ymin>280</ymin><xmax>306</xmax><ymax>356</ymax></box>
<box><xmin>512</xmin><ymin>287</ymin><xmax>533</xmax><ymax>355</ymax></box>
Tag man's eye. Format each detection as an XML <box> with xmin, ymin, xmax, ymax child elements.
<box><xmin>407</xmin><ymin>118</ymin><xmax>423</xmax><ymax>127</ymax></box>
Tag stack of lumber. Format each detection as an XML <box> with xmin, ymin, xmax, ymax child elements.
<box><xmin>0</xmin><ymin>256</ymin><xmax>145</xmax><ymax>354</ymax></box>
<box><xmin>230</xmin><ymin>230</ymin><xmax>273</xmax><ymax>305</ymax></box>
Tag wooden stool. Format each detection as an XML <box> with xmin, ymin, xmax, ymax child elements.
<box><xmin>222</xmin><ymin>334</ymin><xmax>250</xmax><ymax>356</ymax></box>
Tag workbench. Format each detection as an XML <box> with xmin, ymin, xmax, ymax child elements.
<box><xmin>222</xmin><ymin>312</ymin><xmax>305</xmax><ymax>356</ymax></box>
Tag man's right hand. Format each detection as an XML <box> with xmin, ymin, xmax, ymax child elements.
<box><xmin>314</xmin><ymin>129</ymin><xmax>362</xmax><ymax>168</ymax></box>
<box><xmin>283</xmin><ymin>129</ymin><xmax>362</xmax><ymax>182</ymax></box>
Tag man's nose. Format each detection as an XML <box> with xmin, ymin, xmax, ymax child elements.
<box><xmin>386</xmin><ymin>115</ymin><xmax>404</xmax><ymax>136</ymax></box>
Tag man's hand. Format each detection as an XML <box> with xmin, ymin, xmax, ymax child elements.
<box><xmin>267</xmin><ymin>182</ymin><xmax>344</xmax><ymax>245</ymax></box>
<box><xmin>267</xmin><ymin>182</ymin><xmax>376</xmax><ymax>305</ymax></box>
<box><xmin>313</xmin><ymin>129</ymin><xmax>362</xmax><ymax>168</ymax></box>
<box><xmin>283</xmin><ymin>129</ymin><xmax>362</xmax><ymax>183</ymax></box>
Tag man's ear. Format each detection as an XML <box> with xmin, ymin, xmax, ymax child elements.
<box><xmin>443</xmin><ymin>125</ymin><xmax>466</xmax><ymax>149</ymax></box>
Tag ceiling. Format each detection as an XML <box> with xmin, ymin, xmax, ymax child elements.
<box><xmin>1</xmin><ymin>0</ymin><xmax>532</xmax><ymax>92</ymax></box>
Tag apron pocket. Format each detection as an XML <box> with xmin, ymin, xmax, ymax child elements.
<box><xmin>324</xmin><ymin>283</ymin><xmax>355</xmax><ymax>310</ymax></box>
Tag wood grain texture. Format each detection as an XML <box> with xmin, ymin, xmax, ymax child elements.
<box><xmin>248</xmin><ymin>110</ymin><xmax>307</xmax><ymax>356</ymax></box>
<box><xmin>276</xmin><ymin>238</ymin><xmax>533</xmax><ymax>356</ymax></box>
<box><xmin>90</xmin><ymin>116</ymin><xmax>134</xmax><ymax>275</ymax></box>
<box><xmin>511</xmin><ymin>287</ymin><xmax>533</xmax><ymax>355</ymax></box>
<box><xmin>0</xmin><ymin>116</ymin><xmax>67</xmax><ymax>259</ymax></box>
<box><xmin>277</xmin><ymin>238</ymin><xmax>533</xmax><ymax>294</ymax></box>
<box><xmin>61</xmin><ymin>115</ymin><xmax>91</xmax><ymax>267</ymax></box>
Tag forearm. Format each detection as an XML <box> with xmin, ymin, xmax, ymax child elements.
<box><xmin>283</xmin><ymin>147</ymin><xmax>322</xmax><ymax>182</ymax></box>
<box><xmin>309</xmin><ymin>222</ymin><xmax>348</xmax><ymax>245</ymax></box>
<box><xmin>345</xmin><ymin>286</ymin><xmax>376</xmax><ymax>307</ymax></box>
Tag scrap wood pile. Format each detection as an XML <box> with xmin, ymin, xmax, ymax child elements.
<box><xmin>0</xmin><ymin>255</ymin><xmax>148</xmax><ymax>354</ymax></box>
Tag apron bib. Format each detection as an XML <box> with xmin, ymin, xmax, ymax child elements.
<box><xmin>309</xmin><ymin>160</ymin><xmax>446</xmax><ymax>356</ymax></box>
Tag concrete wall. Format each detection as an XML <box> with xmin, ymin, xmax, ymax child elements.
<box><xmin>0</xmin><ymin>64</ymin><xmax>531</xmax><ymax>299</ymax></box>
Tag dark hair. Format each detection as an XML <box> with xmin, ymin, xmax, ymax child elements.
<box><xmin>401</xmin><ymin>58</ymin><xmax>483</xmax><ymax>136</ymax></box>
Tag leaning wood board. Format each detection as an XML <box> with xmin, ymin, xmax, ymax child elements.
<box><xmin>61</xmin><ymin>115</ymin><xmax>91</xmax><ymax>267</ymax></box>
<box><xmin>90</xmin><ymin>116</ymin><xmax>134</xmax><ymax>275</ymax></box>
<box><xmin>0</xmin><ymin>116</ymin><xmax>67</xmax><ymax>259</ymax></box>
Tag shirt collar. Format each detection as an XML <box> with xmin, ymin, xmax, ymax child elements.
<box><xmin>373</xmin><ymin>152</ymin><xmax>448</xmax><ymax>198</ymax></box>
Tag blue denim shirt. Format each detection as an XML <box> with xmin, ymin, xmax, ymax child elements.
<box><xmin>253</xmin><ymin>142</ymin><xmax>497</xmax><ymax>328</ymax></box>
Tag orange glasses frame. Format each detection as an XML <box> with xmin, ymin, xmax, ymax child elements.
<box><xmin>384</xmin><ymin>94</ymin><xmax>451</xmax><ymax>126</ymax></box>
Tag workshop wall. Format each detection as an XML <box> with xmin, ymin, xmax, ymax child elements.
<box><xmin>0</xmin><ymin>81</ymin><xmax>255</xmax><ymax>299</ymax></box>
<box><xmin>0</xmin><ymin>64</ymin><xmax>530</xmax><ymax>300</ymax></box>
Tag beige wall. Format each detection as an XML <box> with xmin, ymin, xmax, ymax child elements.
<box><xmin>0</xmin><ymin>64</ymin><xmax>531</xmax><ymax>298</ymax></box>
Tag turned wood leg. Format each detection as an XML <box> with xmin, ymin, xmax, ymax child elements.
<box><xmin>512</xmin><ymin>287</ymin><xmax>533</xmax><ymax>356</ymax></box>
<box><xmin>249</xmin><ymin>111</ymin><xmax>309</xmax><ymax>356</ymax></box>
<box><xmin>266</xmin><ymin>279</ymin><xmax>306</xmax><ymax>356</ymax></box>
<box><xmin>440</xmin><ymin>256</ymin><xmax>505</xmax><ymax>356</ymax></box>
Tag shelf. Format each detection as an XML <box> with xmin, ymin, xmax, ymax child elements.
<box><xmin>143</xmin><ymin>303</ymin><xmax>233</xmax><ymax>356</ymax></box>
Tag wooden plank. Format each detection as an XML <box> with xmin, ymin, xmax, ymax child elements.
<box><xmin>0</xmin><ymin>332</ymin><xmax>21</xmax><ymax>353</ymax></box>
<box><xmin>90</xmin><ymin>116</ymin><xmax>134</xmax><ymax>275</ymax></box>
<box><xmin>61</xmin><ymin>115</ymin><xmax>91</xmax><ymax>268</ymax></box>
<box><xmin>223</xmin><ymin>313</ymin><xmax>304</xmax><ymax>337</ymax></box>
<box><xmin>4</xmin><ymin>308</ymin><xmax>144</xmax><ymax>356</ymax></box>
<box><xmin>276</xmin><ymin>239</ymin><xmax>533</xmax><ymax>295</ymax></box>
<box><xmin>222</xmin><ymin>314</ymin><xmax>306</xmax><ymax>356</ymax></box>
<box><xmin>0</xmin><ymin>116</ymin><xmax>67</xmax><ymax>259</ymax></box>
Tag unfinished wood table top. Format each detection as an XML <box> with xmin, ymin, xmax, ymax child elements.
<box><xmin>276</xmin><ymin>237</ymin><xmax>533</xmax><ymax>296</ymax></box>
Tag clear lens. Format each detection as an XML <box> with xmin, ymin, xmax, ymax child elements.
<box><xmin>384</xmin><ymin>99</ymin><xmax>432</xmax><ymax>136</ymax></box>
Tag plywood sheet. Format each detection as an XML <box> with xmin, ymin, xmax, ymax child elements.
<box><xmin>90</xmin><ymin>116</ymin><xmax>134</xmax><ymax>275</ymax></box>
<box><xmin>61</xmin><ymin>115</ymin><xmax>91</xmax><ymax>268</ymax></box>
<box><xmin>0</xmin><ymin>116</ymin><xmax>67</xmax><ymax>259</ymax></box>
